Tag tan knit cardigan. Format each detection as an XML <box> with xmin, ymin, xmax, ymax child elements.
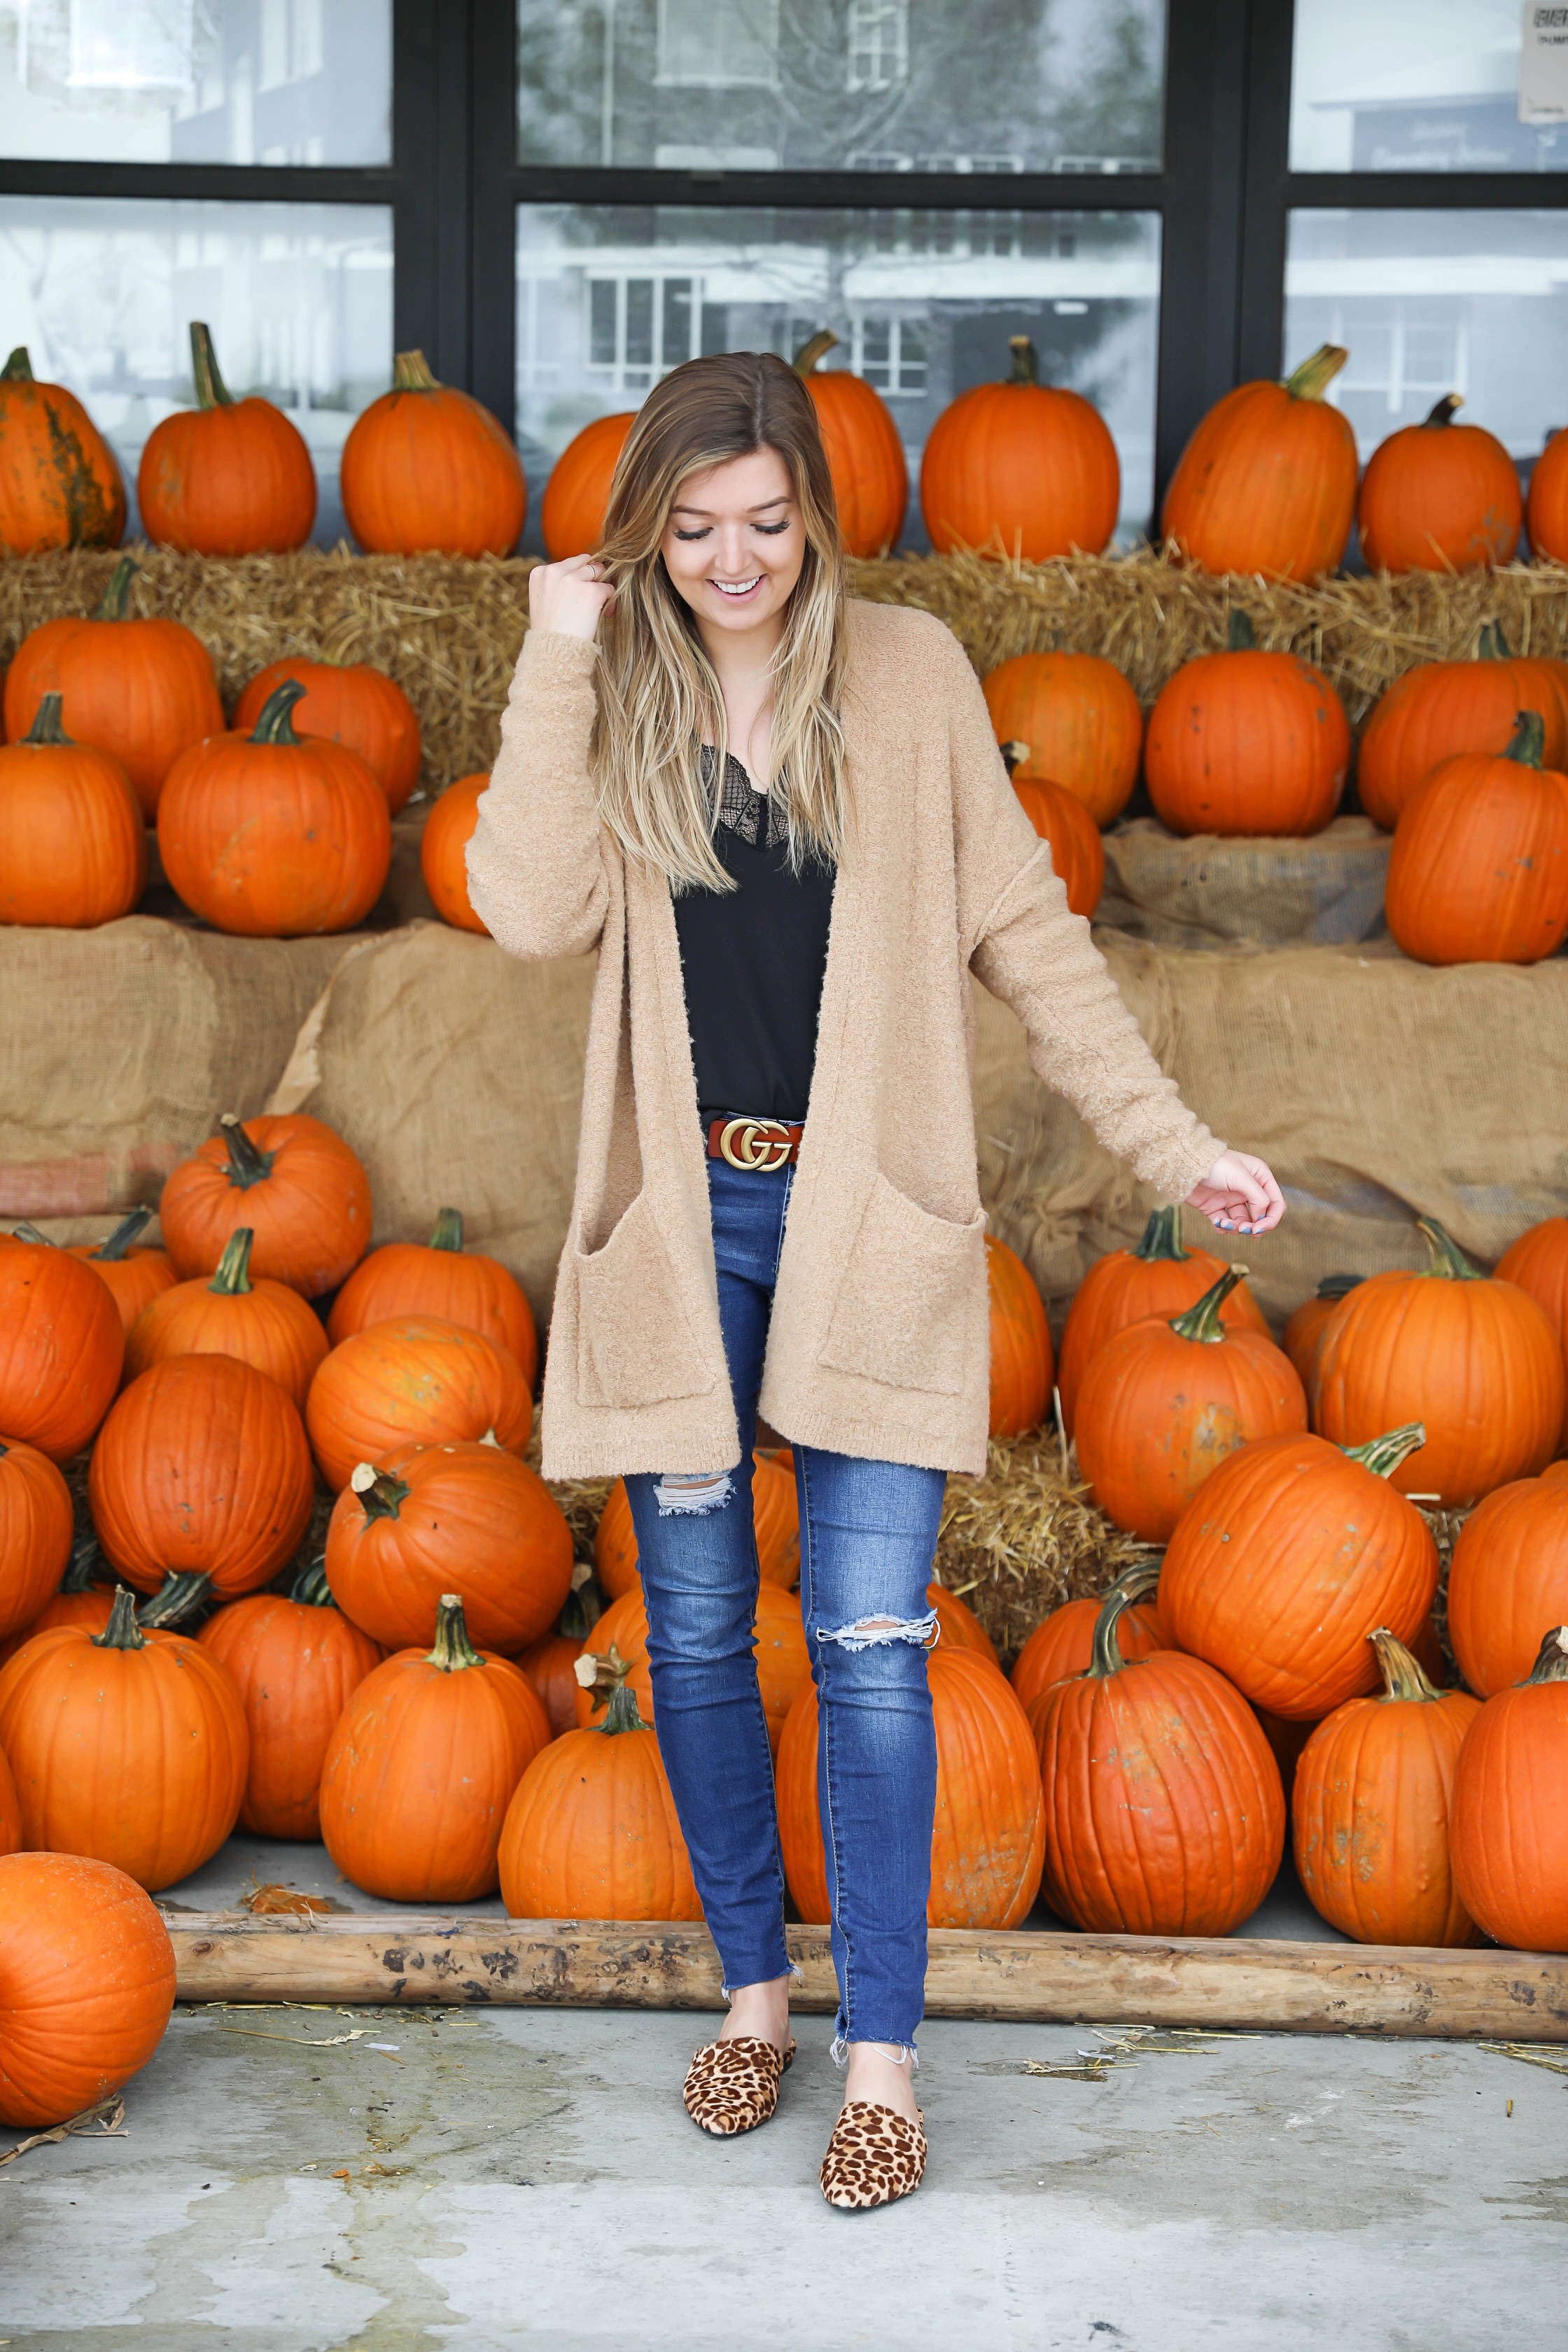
<box><xmin>467</xmin><ymin>599</ymin><xmax>1220</xmax><ymax>1480</ymax></box>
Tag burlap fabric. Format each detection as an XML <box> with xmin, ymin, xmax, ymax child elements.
<box><xmin>1099</xmin><ymin>817</ymin><xmax>1390</xmax><ymax>948</ymax></box>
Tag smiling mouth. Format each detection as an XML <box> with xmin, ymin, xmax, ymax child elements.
<box><xmin>710</xmin><ymin>576</ymin><xmax>762</xmax><ymax>598</ymax></box>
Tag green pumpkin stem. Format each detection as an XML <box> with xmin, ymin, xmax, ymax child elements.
<box><xmin>137</xmin><ymin>1571</ymin><xmax>213</xmax><ymax>1629</ymax></box>
<box><xmin>559</xmin><ymin>1574</ymin><xmax>603</xmax><ymax>1642</ymax></box>
<box><xmin>429</xmin><ymin>1208</ymin><xmax>465</xmax><ymax>1253</ymax></box>
<box><xmin>90</xmin><ymin>1206</ymin><xmax>154</xmax><ymax>1261</ymax></box>
<box><xmin>21</xmin><ymin>692</ymin><xmax>71</xmax><ymax>748</ymax></box>
<box><xmin>1422</xmin><ymin>393</ymin><xmax>1463</xmax><ymax>429</ymax></box>
<box><xmin>217</xmin><ymin>1112</ymin><xmax>276</xmax><ymax>1189</ymax></box>
<box><xmin>1086</xmin><ymin>1564</ymin><xmax>1162</xmax><ymax>1680</ymax></box>
<box><xmin>578</xmin><ymin>1645</ymin><xmax>648</xmax><ymax>1730</ymax></box>
<box><xmin>1523</xmin><ymin>1626</ymin><xmax>1568</xmax><ymax>1686</ymax></box>
<box><xmin>1006</xmin><ymin>335</ymin><xmax>1040</xmax><ymax>386</ymax></box>
<box><xmin>1226</xmin><ymin>608</ymin><xmax>1256</xmax><ymax>652</ymax></box>
<box><xmin>247</xmin><ymin>680</ymin><xmax>308</xmax><ymax>746</ymax></box>
<box><xmin>92</xmin><ymin>1586</ymin><xmax>146</xmax><ymax>1651</ymax></box>
<box><xmin>189</xmin><ymin>321</ymin><xmax>233</xmax><ymax>411</ymax></box>
<box><xmin>10</xmin><ymin>1222</ymin><xmax>55</xmax><ymax>1245</ymax></box>
<box><xmin>92</xmin><ymin>556</ymin><xmax>138</xmax><ymax>622</ymax></box>
<box><xmin>428</xmin><ymin>1592</ymin><xmax>484</xmax><ymax>1672</ymax></box>
<box><xmin>208</xmin><ymin>1227</ymin><xmax>255</xmax><ymax>1296</ymax></box>
<box><xmin>1132</xmin><ymin>1205</ymin><xmax>1189</xmax><ymax>1263</ymax></box>
<box><xmin>1369</xmin><ymin>1625</ymin><xmax>1439</xmax><ymax>1703</ymax></box>
<box><xmin>1476</xmin><ymin>620</ymin><xmax>1510</xmax><ymax>661</ymax></box>
<box><xmin>2</xmin><ymin>346</ymin><xmax>34</xmax><ymax>382</ymax></box>
<box><xmin>1283</xmin><ymin>344</ymin><xmax>1348</xmax><ymax>401</ymax></box>
<box><xmin>1315</xmin><ymin>1271</ymin><xmax>1362</xmax><ymax>1302</ymax></box>
<box><xmin>1169</xmin><ymin>1264</ymin><xmax>1248</xmax><ymax>1343</ymax></box>
<box><xmin>1344</xmin><ymin>1422</ymin><xmax>1427</xmax><ymax>1480</ymax></box>
<box><xmin>349</xmin><ymin>1462</ymin><xmax>411</xmax><ymax>1521</ymax></box>
<box><xmin>792</xmin><ymin>329</ymin><xmax>839</xmax><ymax>377</ymax></box>
<box><xmin>1504</xmin><ymin>710</ymin><xmax>1545</xmax><ymax>769</ymax></box>
<box><xmin>290</xmin><ymin>1557</ymin><xmax>336</xmax><ymax>1609</ymax></box>
<box><xmin>1416</xmin><ymin>1217</ymin><xmax>1483</xmax><ymax>1282</ymax></box>
<box><xmin>391</xmin><ymin>349</ymin><xmax>442</xmax><ymax>393</ymax></box>
<box><xmin>62</xmin><ymin>1534</ymin><xmax>105</xmax><ymax>1596</ymax></box>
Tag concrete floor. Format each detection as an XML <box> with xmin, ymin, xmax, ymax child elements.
<box><xmin>3</xmin><ymin>1840</ymin><xmax>1564</xmax><ymax>2349</ymax></box>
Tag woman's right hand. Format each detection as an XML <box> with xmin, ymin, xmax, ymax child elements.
<box><xmin>528</xmin><ymin>552</ymin><xmax>615</xmax><ymax>643</ymax></box>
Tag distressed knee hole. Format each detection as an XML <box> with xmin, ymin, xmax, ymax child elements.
<box><xmin>654</xmin><ymin>1470</ymin><xmax>735</xmax><ymax>1518</ymax></box>
<box><xmin>814</xmin><ymin>1608</ymin><xmax>939</xmax><ymax>1654</ymax></box>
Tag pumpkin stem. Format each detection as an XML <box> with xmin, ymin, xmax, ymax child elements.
<box><xmin>1422</xmin><ymin>393</ymin><xmax>1463</xmax><ymax>428</ymax></box>
<box><xmin>350</xmin><ymin>1462</ymin><xmax>411</xmax><ymax>1521</ymax></box>
<box><xmin>427</xmin><ymin>1592</ymin><xmax>485</xmax><ymax>1672</ymax></box>
<box><xmin>1476</xmin><ymin>620</ymin><xmax>1511</xmax><ymax>661</ymax></box>
<box><xmin>2</xmin><ymin>346</ymin><xmax>34</xmax><ymax>382</ymax></box>
<box><xmin>1282</xmin><ymin>344</ymin><xmax>1349</xmax><ymax>401</ymax></box>
<box><xmin>247</xmin><ymin>680</ymin><xmax>308</xmax><ymax>746</ymax></box>
<box><xmin>1131</xmin><ymin>1205</ymin><xmax>1189</xmax><ymax>1263</ymax></box>
<box><xmin>89</xmin><ymin>1205</ymin><xmax>154</xmax><ymax>1261</ymax></box>
<box><xmin>1006</xmin><ymin>335</ymin><xmax>1040</xmax><ymax>386</ymax></box>
<box><xmin>391</xmin><ymin>349</ymin><xmax>442</xmax><ymax>393</ymax></box>
<box><xmin>92</xmin><ymin>556</ymin><xmax>138</xmax><ymax>623</ymax></box>
<box><xmin>1522</xmin><ymin>1625</ymin><xmax>1568</xmax><ymax>1686</ymax></box>
<box><xmin>1316</xmin><ymin>1270</ymin><xmax>1362</xmax><ymax>1302</ymax></box>
<box><xmin>1226</xmin><ymin>608</ymin><xmax>1256</xmax><ymax>652</ymax></box>
<box><xmin>998</xmin><ymin>739</ymin><xmax>1030</xmax><ymax>778</ymax></box>
<box><xmin>62</xmin><ymin>1533</ymin><xmax>106</xmax><ymax>1596</ymax></box>
<box><xmin>1345</xmin><ymin>1422</ymin><xmax>1427</xmax><ymax>1480</ymax></box>
<box><xmin>20</xmin><ymin>692</ymin><xmax>72</xmax><ymax>748</ymax></box>
<box><xmin>1168</xmin><ymin>1264</ymin><xmax>1248</xmax><ymax>1344</ymax></box>
<box><xmin>576</xmin><ymin>1644</ymin><xmax>648</xmax><ymax>1729</ymax></box>
<box><xmin>10</xmin><ymin>1221</ymin><xmax>55</xmax><ymax>1245</ymax></box>
<box><xmin>559</xmin><ymin>1573</ymin><xmax>603</xmax><ymax>1642</ymax></box>
<box><xmin>207</xmin><ymin>1227</ymin><xmax>255</xmax><ymax>1295</ymax></box>
<box><xmin>189</xmin><ymin>321</ymin><xmax>233</xmax><ymax>411</ymax></box>
<box><xmin>792</xmin><ymin>329</ymin><xmax>839</xmax><ymax>377</ymax></box>
<box><xmin>137</xmin><ymin>1571</ymin><xmax>213</xmax><ymax>1629</ymax></box>
<box><xmin>1416</xmin><ymin>1217</ymin><xmax>1484</xmax><ymax>1282</ymax></box>
<box><xmin>429</xmin><ymin>1208</ymin><xmax>465</xmax><ymax>1253</ymax></box>
<box><xmin>92</xmin><ymin>1586</ymin><xmax>146</xmax><ymax>1651</ymax></box>
<box><xmin>290</xmin><ymin>1556</ymin><xmax>337</xmax><ymax>1608</ymax></box>
<box><xmin>1504</xmin><ymin>710</ymin><xmax>1546</xmax><ymax>769</ymax></box>
<box><xmin>216</xmin><ymin>1112</ymin><xmax>276</xmax><ymax>1189</ymax></box>
<box><xmin>1369</xmin><ymin>1625</ymin><xmax>1440</xmax><ymax>1703</ymax></box>
<box><xmin>1086</xmin><ymin>1567</ymin><xmax>1161</xmax><ymax>1681</ymax></box>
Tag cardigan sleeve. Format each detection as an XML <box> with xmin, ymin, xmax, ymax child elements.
<box><xmin>465</xmin><ymin>628</ymin><xmax>610</xmax><ymax>960</ymax></box>
<box><xmin>933</xmin><ymin>623</ymin><xmax>1224</xmax><ymax>1204</ymax></box>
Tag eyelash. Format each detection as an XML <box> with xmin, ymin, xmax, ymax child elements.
<box><xmin>673</xmin><ymin>520</ymin><xmax>791</xmax><ymax>541</ymax></box>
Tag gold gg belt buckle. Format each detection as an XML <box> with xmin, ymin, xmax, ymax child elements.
<box><xmin>718</xmin><ymin>1117</ymin><xmax>795</xmax><ymax>1171</ymax></box>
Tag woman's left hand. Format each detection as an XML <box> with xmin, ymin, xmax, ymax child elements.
<box><xmin>1186</xmin><ymin>1152</ymin><xmax>1286</xmax><ymax>1236</ymax></box>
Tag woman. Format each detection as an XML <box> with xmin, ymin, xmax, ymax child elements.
<box><xmin>468</xmin><ymin>351</ymin><xmax>1283</xmax><ymax>2212</ymax></box>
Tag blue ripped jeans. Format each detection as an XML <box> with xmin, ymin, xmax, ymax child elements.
<box><xmin>626</xmin><ymin>1156</ymin><xmax>945</xmax><ymax>2051</ymax></box>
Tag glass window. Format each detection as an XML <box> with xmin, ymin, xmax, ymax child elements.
<box><xmin>1284</xmin><ymin>210</ymin><xmax>1568</xmax><ymax>492</ymax></box>
<box><xmin>1289</xmin><ymin>0</ymin><xmax>1568</xmax><ymax>173</ymax></box>
<box><xmin>515</xmin><ymin>202</ymin><xmax>1161</xmax><ymax>552</ymax></box>
<box><xmin>0</xmin><ymin>0</ymin><xmax>391</xmax><ymax>164</ymax></box>
<box><xmin>0</xmin><ymin>197</ymin><xmax>393</xmax><ymax>544</ymax></box>
<box><xmin>516</xmin><ymin>0</ymin><xmax>1166</xmax><ymax>174</ymax></box>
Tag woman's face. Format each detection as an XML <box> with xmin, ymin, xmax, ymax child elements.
<box><xmin>660</xmin><ymin>445</ymin><xmax>806</xmax><ymax>643</ymax></box>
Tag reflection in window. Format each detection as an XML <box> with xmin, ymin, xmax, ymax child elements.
<box><xmin>516</xmin><ymin>203</ymin><xmax>1160</xmax><ymax>553</ymax></box>
<box><xmin>517</xmin><ymin>0</ymin><xmax>1163</xmax><ymax>174</ymax></box>
<box><xmin>0</xmin><ymin>0</ymin><xmax>390</xmax><ymax>164</ymax></box>
<box><xmin>0</xmin><ymin>196</ymin><xmax>393</xmax><ymax>544</ymax></box>
<box><xmin>1289</xmin><ymin>0</ymin><xmax>1568</xmax><ymax>174</ymax></box>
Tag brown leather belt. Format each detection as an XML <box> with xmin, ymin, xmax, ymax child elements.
<box><xmin>706</xmin><ymin>1116</ymin><xmax>804</xmax><ymax>1171</ymax></box>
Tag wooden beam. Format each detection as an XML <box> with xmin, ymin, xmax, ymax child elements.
<box><xmin>167</xmin><ymin>1915</ymin><xmax>1568</xmax><ymax>2039</ymax></box>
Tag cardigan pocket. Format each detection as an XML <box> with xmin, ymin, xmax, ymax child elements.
<box><xmin>819</xmin><ymin>1172</ymin><xmax>986</xmax><ymax>1396</ymax></box>
<box><xmin>574</xmin><ymin>1192</ymin><xmax>710</xmax><ymax>1409</ymax></box>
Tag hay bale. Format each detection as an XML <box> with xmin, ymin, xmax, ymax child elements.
<box><xmin>932</xmin><ymin>1432</ymin><xmax>1150</xmax><ymax>1665</ymax></box>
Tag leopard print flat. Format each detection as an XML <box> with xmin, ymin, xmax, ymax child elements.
<box><xmin>819</xmin><ymin>2100</ymin><xmax>927</xmax><ymax>2210</ymax></box>
<box><xmin>682</xmin><ymin>2034</ymin><xmax>797</xmax><ymax>2136</ymax></box>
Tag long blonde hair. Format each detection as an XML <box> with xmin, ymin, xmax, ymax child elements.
<box><xmin>590</xmin><ymin>351</ymin><xmax>848</xmax><ymax>892</ymax></box>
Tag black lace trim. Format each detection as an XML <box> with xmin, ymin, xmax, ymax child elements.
<box><xmin>699</xmin><ymin>743</ymin><xmax>790</xmax><ymax>850</ymax></box>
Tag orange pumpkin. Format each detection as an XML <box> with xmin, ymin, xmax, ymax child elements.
<box><xmin>498</xmin><ymin>1649</ymin><xmax>701</xmax><ymax>1921</ymax></box>
<box><xmin>1292</xmin><ymin>1626</ymin><xmax>1481</xmax><ymax>1945</ymax></box>
<box><xmin>1009</xmin><ymin>1564</ymin><xmax>1167</xmax><ymax>1718</ymax></box>
<box><xmin>0</xmin><ymin>694</ymin><xmax>146</xmax><ymax>927</ymax></box>
<box><xmin>1383</xmin><ymin>711</ymin><xmax>1568</xmax><ymax>967</ymax></box>
<box><xmin>752</xmin><ymin>1581</ymin><xmax>811</xmax><ymax>1756</ymax></box>
<box><xmin>158</xmin><ymin>678</ymin><xmax>391</xmax><ymax>937</ymax></box>
<box><xmin>4</xmin><ymin>555</ymin><xmax>222</xmax><ymax>822</ymax></box>
<box><xmin>540</xmin><ymin>412</ymin><xmax>635</xmax><ymax>561</ymax></box>
<box><xmin>514</xmin><ymin>1626</ymin><xmax>587</xmax><ymax>1739</ymax></box>
<box><xmin>342</xmin><ymin>350</ymin><xmax>527</xmax><ymax>559</ymax></box>
<box><xmin>0</xmin><ymin>1240</ymin><xmax>124</xmax><ymax>1462</ymax></box>
<box><xmin>1448</xmin><ymin>1625</ymin><xmax>1568</xmax><ymax>1952</ymax></box>
<box><xmin>89</xmin><ymin>1353</ymin><xmax>315</xmax><ymax>1599</ymax></box>
<box><xmin>793</xmin><ymin>331</ymin><xmax>907</xmax><ymax>559</ymax></box>
<box><xmin>572</xmin><ymin>1588</ymin><xmax>654</xmax><ymax>1729</ymax></box>
<box><xmin>985</xmin><ymin>1231</ymin><xmax>1054</xmax><ymax>1436</ymax></box>
<box><xmin>324</xmin><ymin>1441</ymin><xmax>572</xmax><ymax>1653</ymax></box>
<box><xmin>0</xmin><ymin>1438</ymin><xmax>73</xmax><ymax>1644</ymax></box>
<box><xmin>0</xmin><ymin>1746</ymin><xmax>16</xmax><ymax>1854</ymax></box>
<box><xmin>1161</xmin><ymin>344</ymin><xmax>1357</xmax><ymax>582</ymax></box>
<box><xmin>1282</xmin><ymin>1273</ymin><xmax>1363</xmax><ymax>1390</ymax></box>
<box><xmin>982</xmin><ymin>651</ymin><xmax>1142</xmax><ymax>825</ymax></box>
<box><xmin>136</xmin><ymin>322</ymin><xmax>316</xmax><ymax>556</ymax></box>
<box><xmin>65</xmin><ymin>1208</ymin><xmax>177</xmax><ymax>1337</ymax></box>
<box><xmin>1145</xmin><ymin>612</ymin><xmax>1350</xmax><ymax>838</ymax></box>
<box><xmin>1356</xmin><ymin>623</ymin><xmax>1568</xmax><ymax>832</ymax></box>
<box><xmin>777</xmin><ymin>1644</ymin><xmax>1044</xmax><ymax>1930</ymax></box>
<box><xmin>326</xmin><ymin>1207</ymin><xmax>538</xmax><ymax>1388</ymax></box>
<box><xmin>125</xmin><ymin>1226</ymin><xmax>330</xmax><ymax>1411</ymax></box>
<box><xmin>1526</xmin><ymin>420</ymin><xmax>1568</xmax><ymax>563</ymax></box>
<box><xmin>1074</xmin><ymin>1266</ymin><xmax>1308</xmax><ymax>1541</ymax></box>
<box><xmin>197</xmin><ymin>1570</ymin><xmax>383</xmax><ymax>1840</ymax></box>
<box><xmin>1056</xmin><ymin>1205</ymin><xmax>1270</xmax><ymax>1437</ymax></box>
<box><xmin>926</xmin><ymin>1580</ymin><xmax>998</xmax><ymax>1667</ymax></box>
<box><xmin>1357</xmin><ymin>395</ymin><xmax>1521</xmax><ymax>575</ymax></box>
<box><xmin>1447</xmin><ymin>1474</ymin><xmax>1568</xmax><ymax>1698</ymax></box>
<box><xmin>419</xmin><ymin>774</ymin><xmax>490</xmax><ymax>933</ymax></box>
<box><xmin>0</xmin><ymin>1538</ymin><xmax>115</xmax><ymax>1668</ymax></box>
<box><xmin>0</xmin><ymin>1587</ymin><xmax>248</xmax><ymax>1891</ymax></box>
<box><xmin>0</xmin><ymin>1851</ymin><xmax>176</xmax><ymax>2129</ymax></box>
<box><xmin>307</xmin><ymin>1317</ymin><xmax>533</xmax><ymax>1492</ymax></box>
<box><xmin>0</xmin><ymin>346</ymin><xmax>125</xmax><ymax>556</ymax></box>
<box><xmin>1314</xmin><ymin>1217</ymin><xmax>1565</xmax><ymax>1505</ymax></box>
<box><xmin>1497</xmin><ymin>1216</ymin><xmax>1568</xmax><ymax>1439</ymax></box>
<box><xmin>160</xmin><ymin>1111</ymin><xmax>373</xmax><ymax>1298</ymax></box>
<box><xmin>1031</xmin><ymin>1582</ymin><xmax>1285</xmax><ymax>1935</ymax></box>
<box><xmin>319</xmin><ymin>1593</ymin><xmax>550</xmax><ymax>1903</ymax></box>
<box><xmin>1160</xmin><ymin>1425</ymin><xmax>1440</xmax><ymax>1719</ymax></box>
<box><xmin>594</xmin><ymin>1452</ymin><xmax>800</xmax><ymax>1602</ymax></box>
<box><xmin>920</xmin><ymin>337</ymin><xmax>1119</xmax><ymax>563</ymax></box>
<box><xmin>232</xmin><ymin>657</ymin><xmax>421</xmax><ymax>814</ymax></box>
<box><xmin>1004</xmin><ymin>757</ymin><xmax>1105</xmax><ymax>920</ymax></box>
